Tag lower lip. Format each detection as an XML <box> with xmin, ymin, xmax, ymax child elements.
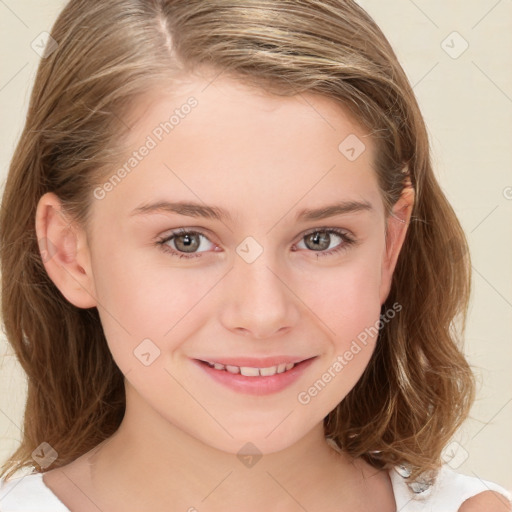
<box><xmin>193</xmin><ymin>357</ymin><xmax>317</xmax><ymax>396</ymax></box>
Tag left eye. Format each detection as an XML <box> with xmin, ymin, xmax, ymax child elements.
<box><xmin>294</xmin><ymin>228</ymin><xmax>356</xmax><ymax>257</ymax></box>
<box><xmin>156</xmin><ymin>227</ymin><xmax>357</xmax><ymax>259</ymax></box>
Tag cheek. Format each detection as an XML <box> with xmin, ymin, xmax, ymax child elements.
<box><xmin>294</xmin><ymin>248</ymin><xmax>384</xmax><ymax>387</ymax></box>
<box><xmin>298</xmin><ymin>249</ymin><xmax>384</xmax><ymax>339</ymax></box>
<box><xmin>90</xmin><ymin>241</ymin><xmax>222</xmax><ymax>372</ymax></box>
<box><xmin>293</xmin><ymin>265</ymin><xmax>384</xmax><ymax>415</ymax></box>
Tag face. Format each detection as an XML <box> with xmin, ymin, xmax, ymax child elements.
<box><xmin>37</xmin><ymin>70</ymin><xmax>412</xmax><ymax>455</ymax></box>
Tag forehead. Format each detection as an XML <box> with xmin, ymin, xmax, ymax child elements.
<box><xmin>125</xmin><ymin>69</ymin><xmax>374</xmax><ymax>157</ymax></box>
<box><xmin>96</xmin><ymin>72</ymin><xmax>384</xmax><ymax>226</ymax></box>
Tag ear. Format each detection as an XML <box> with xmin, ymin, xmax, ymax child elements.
<box><xmin>35</xmin><ymin>192</ymin><xmax>97</xmax><ymax>308</ymax></box>
<box><xmin>379</xmin><ymin>179</ymin><xmax>415</xmax><ymax>305</ymax></box>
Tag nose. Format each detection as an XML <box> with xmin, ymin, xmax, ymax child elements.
<box><xmin>219</xmin><ymin>252</ymin><xmax>300</xmax><ymax>339</ymax></box>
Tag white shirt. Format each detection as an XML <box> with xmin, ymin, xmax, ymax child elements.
<box><xmin>0</xmin><ymin>465</ymin><xmax>510</xmax><ymax>511</ymax></box>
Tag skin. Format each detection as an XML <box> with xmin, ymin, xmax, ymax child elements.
<box><xmin>35</xmin><ymin>69</ymin><xmax>418</xmax><ymax>511</ymax></box>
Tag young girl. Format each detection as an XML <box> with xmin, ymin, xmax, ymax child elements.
<box><xmin>0</xmin><ymin>0</ymin><xmax>510</xmax><ymax>510</ymax></box>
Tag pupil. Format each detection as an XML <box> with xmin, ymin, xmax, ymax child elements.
<box><xmin>308</xmin><ymin>231</ymin><xmax>328</xmax><ymax>251</ymax></box>
<box><xmin>177</xmin><ymin>234</ymin><xmax>199</xmax><ymax>252</ymax></box>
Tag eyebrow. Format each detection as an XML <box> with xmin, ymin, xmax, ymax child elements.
<box><xmin>129</xmin><ymin>199</ymin><xmax>374</xmax><ymax>223</ymax></box>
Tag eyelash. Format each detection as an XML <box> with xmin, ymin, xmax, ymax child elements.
<box><xmin>155</xmin><ymin>227</ymin><xmax>357</xmax><ymax>260</ymax></box>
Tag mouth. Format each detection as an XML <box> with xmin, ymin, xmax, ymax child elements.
<box><xmin>196</xmin><ymin>357</ymin><xmax>315</xmax><ymax>377</ymax></box>
<box><xmin>193</xmin><ymin>356</ymin><xmax>318</xmax><ymax>395</ymax></box>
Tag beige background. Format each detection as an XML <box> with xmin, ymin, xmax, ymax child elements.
<box><xmin>0</xmin><ymin>0</ymin><xmax>511</xmax><ymax>491</ymax></box>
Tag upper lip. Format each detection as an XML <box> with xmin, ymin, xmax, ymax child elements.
<box><xmin>196</xmin><ymin>356</ymin><xmax>315</xmax><ymax>367</ymax></box>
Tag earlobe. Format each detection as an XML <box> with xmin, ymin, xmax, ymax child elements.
<box><xmin>35</xmin><ymin>192</ymin><xmax>97</xmax><ymax>308</ymax></box>
<box><xmin>379</xmin><ymin>183</ymin><xmax>415</xmax><ymax>305</ymax></box>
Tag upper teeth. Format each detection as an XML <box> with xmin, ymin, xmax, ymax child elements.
<box><xmin>205</xmin><ymin>361</ymin><xmax>296</xmax><ymax>376</ymax></box>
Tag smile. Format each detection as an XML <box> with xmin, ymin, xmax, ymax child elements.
<box><xmin>201</xmin><ymin>360</ymin><xmax>297</xmax><ymax>377</ymax></box>
<box><xmin>193</xmin><ymin>356</ymin><xmax>317</xmax><ymax>396</ymax></box>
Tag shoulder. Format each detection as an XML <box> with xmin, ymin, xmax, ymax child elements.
<box><xmin>459</xmin><ymin>491</ymin><xmax>512</xmax><ymax>512</ymax></box>
<box><xmin>389</xmin><ymin>464</ymin><xmax>512</xmax><ymax>512</ymax></box>
<box><xmin>0</xmin><ymin>472</ymin><xmax>71</xmax><ymax>511</ymax></box>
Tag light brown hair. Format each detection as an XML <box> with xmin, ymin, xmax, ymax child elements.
<box><xmin>0</xmin><ymin>0</ymin><xmax>474</xmax><ymax>483</ymax></box>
